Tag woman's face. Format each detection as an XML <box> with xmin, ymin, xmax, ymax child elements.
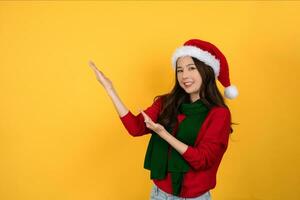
<box><xmin>176</xmin><ymin>56</ymin><xmax>202</xmax><ymax>102</ymax></box>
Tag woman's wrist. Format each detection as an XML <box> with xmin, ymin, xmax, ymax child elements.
<box><xmin>159</xmin><ymin>129</ymin><xmax>188</xmax><ymax>155</ymax></box>
<box><xmin>105</xmin><ymin>86</ymin><xmax>116</xmax><ymax>96</ymax></box>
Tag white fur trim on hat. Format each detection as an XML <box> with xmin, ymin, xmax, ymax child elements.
<box><xmin>171</xmin><ymin>45</ymin><xmax>220</xmax><ymax>77</ymax></box>
<box><xmin>224</xmin><ymin>85</ymin><xmax>238</xmax><ymax>99</ymax></box>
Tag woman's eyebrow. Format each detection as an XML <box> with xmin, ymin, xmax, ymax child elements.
<box><xmin>177</xmin><ymin>63</ymin><xmax>195</xmax><ymax>68</ymax></box>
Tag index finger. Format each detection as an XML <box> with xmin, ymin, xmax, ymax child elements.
<box><xmin>140</xmin><ymin>110</ymin><xmax>151</xmax><ymax>121</ymax></box>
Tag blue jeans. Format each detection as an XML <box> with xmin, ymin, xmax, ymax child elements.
<box><xmin>150</xmin><ymin>184</ymin><xmax>212</xmax><ymax>200</ymax></box>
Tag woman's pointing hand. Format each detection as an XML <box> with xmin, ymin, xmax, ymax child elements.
<box><xmin>139</xmin><ymin>109</ymin><xmax>166</xmax><ymax>136</ymax></box>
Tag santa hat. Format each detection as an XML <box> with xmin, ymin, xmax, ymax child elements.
<box><xmin>171</xmin><ymin>39</ymin><xmax>238</xmax><ymax>99</ymax></box>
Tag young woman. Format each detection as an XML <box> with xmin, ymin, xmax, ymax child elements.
<box><xmin>89</xmin><ymin>39</ymin><xmax>238</xmax><ymax>200</ymax></box>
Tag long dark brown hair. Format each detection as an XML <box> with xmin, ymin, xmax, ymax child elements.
<box><xmin>153</xmin><ymin>57</ymin><xmax>236</xmax><ymax>134</ymax></box>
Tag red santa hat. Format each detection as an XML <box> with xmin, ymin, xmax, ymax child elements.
<box><xmin>171</xmin><ymin>39</ymin><xmax>238</xmax><ymax>99</ymax></box>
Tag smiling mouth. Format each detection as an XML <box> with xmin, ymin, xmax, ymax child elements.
<box><xmin>183</xmin><ymin>82</ymin><xmax>193</xmax><ymax>87</ymax></box>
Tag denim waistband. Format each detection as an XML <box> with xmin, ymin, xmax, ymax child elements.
<box><xmin>151</xmin><ymin>184</ymin><xmax>211</xmax><ymax>200</ymax></box>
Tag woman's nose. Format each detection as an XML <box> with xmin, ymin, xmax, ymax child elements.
<box><xmin>182</xmin><ymin>70</ymin><xmax>189</xmax><ymax>78</ymax></box>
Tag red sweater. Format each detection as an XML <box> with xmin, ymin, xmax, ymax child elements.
<box><xmin>119</xmin><ymin>97</ymin><xmax>231</xmax><ymax>198</ymax></box>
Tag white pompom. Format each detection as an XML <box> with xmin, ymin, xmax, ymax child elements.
<box><xmin>224</xmin><ymin>85</ymin><xmax>238</xmax><ymax>99</ymax></box>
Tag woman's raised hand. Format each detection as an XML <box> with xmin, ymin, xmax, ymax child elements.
<box><xmin>88</xmin><ymin>60</ymin><xmax>114</xmax><ymax>91</ymax></box>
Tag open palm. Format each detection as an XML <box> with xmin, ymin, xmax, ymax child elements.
<box><xmin>140</xmin><ymin>109</ymin><xmax>165</xmax><ymax>135</ymax></box>
<box><xmin>88</xmin><ymin>60</ymin><xmax>113</xmax><ymax>91</ymax></box>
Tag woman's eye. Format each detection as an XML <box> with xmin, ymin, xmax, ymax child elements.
<box><xmin>177</xmin><ymin>67</ymin><xmax>195</xmax><ymax>73</ymax></box>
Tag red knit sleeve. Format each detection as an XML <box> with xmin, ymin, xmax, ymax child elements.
<box><xmin>181</xmin><ymin>107</ymin><xmax>231</xmax><ymax>171</ymax></box>
<box><xmin>119</xmin><ymin>97</ymin><xmax>162</xmax><ymax>137</ymax></box>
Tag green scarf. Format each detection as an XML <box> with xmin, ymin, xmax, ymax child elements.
<box><xmin>144</xmin><ymin>99</ymin><xmax>209</xmax><ymax>196</ymax></box>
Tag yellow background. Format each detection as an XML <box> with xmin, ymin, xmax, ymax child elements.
<box><xmin>1</xmin><ymin>1</ymin><xmax>299</xmax><ymax>200</ymax></box>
